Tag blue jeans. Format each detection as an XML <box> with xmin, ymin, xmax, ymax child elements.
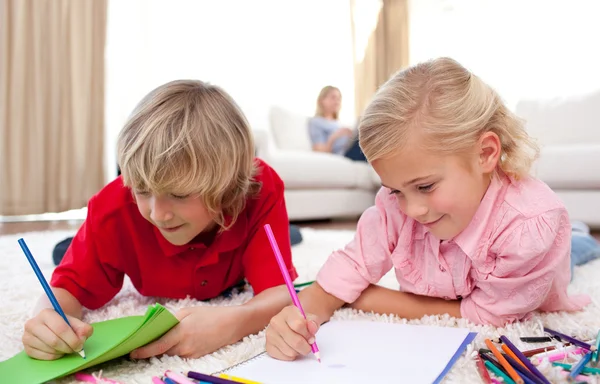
<box><xmin>570</xmin><ymin>221</ymin><xmax>600</xmax><ymax>280</ymax></box>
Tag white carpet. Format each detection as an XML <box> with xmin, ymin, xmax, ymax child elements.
<box><xmin>1</xmin><ymin>228</ymin><xmax>599</xmax><ymax>384</ymax></box>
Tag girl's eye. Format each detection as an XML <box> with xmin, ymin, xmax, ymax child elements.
<box><xmin>388</xmin><ymin>189</ymin><xmax>402</xmax><ymax>196</ymax></box>
<box><xmin>418</xmin><ymin>183</ymin><xmax>434</xmax><ymax>192</ymax></box>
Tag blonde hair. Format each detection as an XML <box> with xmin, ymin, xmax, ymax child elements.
<box><xmin>359</xmin><ymin>57</ymin><xmax>539</xmax><ymax>180</ymax></box>
<box><xmin>315</xmin><ymin>86</ymin><xmax>341</xmax><ymax>120</ymax></box>
<box><xmin>117</xmin><ymin>79</ymin><xmax>260</xmax><ymax>230</ymax></box>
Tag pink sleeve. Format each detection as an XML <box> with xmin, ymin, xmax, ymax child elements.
<box><xmin>316</xmin><ymin>189</ymin><xmax>396</xmax><ymax>303</ymax></box>
<box><xmin>461</xmin><ymin>208</ymin><xmax>571</xmax><ymax>326</ymax></box>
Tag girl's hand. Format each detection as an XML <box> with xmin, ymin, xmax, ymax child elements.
<box><xmin>130</xmin><ymin>306</ymin><xmax>241</xmax><ymax>359</ymax></box>
<box><xmin>265</xmin><ymin>306</ymin><xmax>320</xmax><ymax>361</ymax></box>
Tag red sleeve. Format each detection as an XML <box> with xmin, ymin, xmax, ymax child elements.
<box><xmin>50</xmin><ymin>197</ymin><xmax>124</xmax><ymax>309</ymax></box>
<box><xmin>242</xmin><ymin>163</ymin><xmax>298</xmax><ymax>295</ymax></box>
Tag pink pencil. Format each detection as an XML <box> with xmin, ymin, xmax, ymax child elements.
<box><xmin>152</xmin><ymin>377</ymin><xmax>166</xmax><ymax>384</ymax></box>
<box><xmin>264</xmin><ymin>224</ymin><xmax>321</xmax><ymax>362</ymax></box>
<box><xmin>164</xmin><ymin>370</ymin><xmax>195</xmax><ymax>384</ymax></box>
<box><xmin>531</xmin><ymin>347</ymin><xmax>585</xmax><ymax>365</ymax></box>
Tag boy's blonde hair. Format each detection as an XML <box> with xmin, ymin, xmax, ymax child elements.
<box><xmin>117</xmin><ymin>79</ymin><xmax>260</xmax><ymax>230</ymax></box>
<box><xmin>359</xmin><ymin>57</ymin><xmax>539</xmax><ymax>180</ymax></box>
<box><xmin>315</xmin><ymin>86</ymin><xmax>341</xmax><ymax>120</ymax></box>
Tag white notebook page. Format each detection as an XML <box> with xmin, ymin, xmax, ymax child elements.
<box><xmin>227</xmin><ymin>320</ymin><xmax>473</xmax><ymax>384</ymax></box>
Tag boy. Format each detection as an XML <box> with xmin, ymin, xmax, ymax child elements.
<box><xmin>22</xmin><ymin>80</ymin><xmax>297</xmax><ymax>360</ymax></box>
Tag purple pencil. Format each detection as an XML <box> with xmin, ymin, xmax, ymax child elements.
<box><xmin>543</xmin><ymin>328</ymin><xmax>596</xmax><ymax>351</ymax></box>
<box><xmin>500</xmin><ymin>335</ymin><xmax>550</xmax><ymax>384</ymax></box>
<box><xmin>186</xmin><ymin>370</ymin><xmax>239</xmax><ymax>384</ymax></box>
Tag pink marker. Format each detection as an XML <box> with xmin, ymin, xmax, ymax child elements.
<box><xmin>74</xmin><ymin>372</ymin><xmax>124</xmax><ymax>384</ymax></box>
<box><xmin>152</xmin><ymin>377</ymin><xmax>166</xmax><ymax>384</ymax></box>
<box><xmin>264</xmin><ymin>224</ymin><xmax>321</xmax><ymax>362</ymax></box>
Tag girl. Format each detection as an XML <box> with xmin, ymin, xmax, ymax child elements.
<box><xmin>308</xmin><ymin>86</ymin><xmax>366</xmax><ymax>161</ymax></box>
<box><xmin>266</xmin><ymin>57</ymin><xmax>594</xmax><ymax>361</ymax></box>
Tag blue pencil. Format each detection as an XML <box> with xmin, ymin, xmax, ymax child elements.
<box><xmin>18</xmin><ymin>238</ymin><xmax>86</xmax><ymax>359</ymax></box>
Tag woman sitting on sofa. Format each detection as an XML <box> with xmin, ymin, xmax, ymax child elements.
<box><xmin>308</xmin><ymin>86</ymin><xmax>367</xmax><ymax>162</ymax></box>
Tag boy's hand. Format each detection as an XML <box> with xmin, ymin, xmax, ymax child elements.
<box><xmin>265</xmin><ymin>305</ymin><xmax>320</xmax><ymax>361</ymax></box>
<box><xmin>22</xmin><ymin>308</ymin><xmax>93</xmax><ymax>360</ymax></box>
<box><xmin>130</xmin><ymin>306</ymin><xmax>240</xmax><ymax>359</ymax></box>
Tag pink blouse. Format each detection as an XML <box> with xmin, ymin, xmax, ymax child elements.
<box><xmin>316</xmin><ymin>173</ymin><xmax>590</xmax><ymax>326</ymax></box>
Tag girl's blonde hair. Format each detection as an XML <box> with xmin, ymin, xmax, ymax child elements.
<box><xmin>315</xmin><ymin>86</ymin><xmax>341</xmax><ymax>120</ymax></box>
<box><xmin>117</xmin><ymin>79</ymin><xmax>260</xmax><ymax>230</ymax></box>
<box><xmin>359</xmin><ymin>57</ymin><xmax>539</xmax><ymax>180</ymax></box>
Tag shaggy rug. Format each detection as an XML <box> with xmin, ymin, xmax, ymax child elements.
<box><xmin>1</xmin><ymin>228</ymin><xmax>599</xmax><ymax>384</ymax></box>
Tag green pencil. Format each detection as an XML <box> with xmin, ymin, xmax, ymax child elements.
<box><xmin>484</xmin><ymin>360</ymin><xmax>516</xmax><ymax>384</ymax></box>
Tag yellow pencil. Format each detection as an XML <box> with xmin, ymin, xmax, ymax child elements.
<box><xmin>218</xmin><ymin>373</ymin><xmax>262</xmax><ymax>384</ymax></box>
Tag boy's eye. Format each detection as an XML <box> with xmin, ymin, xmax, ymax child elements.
<box><xmin>134</xmin><ymin>190</ymin><xmax>151</xmax><ymax>196</ymax></box>
<box><xmin>418</xmin><ymin>183</ymin><xmax>434</xmax><ymax>192</ymax></box>
<box><xmin>170</xmin><ymin>194</ymin><xmax>190</xmax><ymax>200</ymax></box>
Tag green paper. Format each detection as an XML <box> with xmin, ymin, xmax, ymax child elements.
<box><xmin>0</xmin><ymin>303</ymin><xmax>179</xmax><ymax>384</ymax></box>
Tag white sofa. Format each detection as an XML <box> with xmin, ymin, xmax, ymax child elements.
<box><xmin>253</xmin><ymin>107</ymin><xmax>380</xmax><ymax>221</ymax></box>
<box><xmin>516</xmin><ymin>90</ymin><xmax>600</xmax><ymax>228</ymax></box>
<box><xmin>255</xmin><ymin>93</ymin><xmax>600</xmax><ymax>228</ymax></box>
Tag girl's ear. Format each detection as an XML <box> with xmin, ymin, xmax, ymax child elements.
<box><xmin>479</xmin><ymin>131</ymin><xmax>501</xmax><ymax>173</ymax></box>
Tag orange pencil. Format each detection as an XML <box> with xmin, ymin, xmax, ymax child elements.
<box><xmin>485</xmin><ymin>338</ymin><xmax>524</xmax><ymax>384</ymax></box>
<box><xmin>501</xmin><ymin>344</ymin><xmax>529</xmax><ymax>371</ymax></box>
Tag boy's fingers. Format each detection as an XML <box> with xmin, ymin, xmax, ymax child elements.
<box><xmin>69</xmin><ymin>316</ymin><xmax>94</xmax><ymax>340</ymax></box>
<box><xmin>22</xmin><ymin>331</ymin><xmax>58</xmax><ymax>354</ymax></box>
<box><xmin>131</xmin><ymin>327</ymin><xmax>180</xmax><ymax>359</ymax></box>
<box><xmin>35</xmin><ymin>324</ymin><xmax>76</xmax><ymax>355</ymax></box>
<box><xmin>24</xmin><ymin>345</ymin><xmax>64</xmax><ymax>361</ymax></box>
<box><xmin>45</xmin><ymin>315</ymin><xmax>82</xmax><ymax>353</ymax></box>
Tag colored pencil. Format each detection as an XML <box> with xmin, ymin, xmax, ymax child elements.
<box><xmin>475</xmin><ymin>354</ymin><xmax>492</xmax><ymax>384</ymax></box>
<box><xmin>152</xmin><ymin>377</ymin><xmax>166</xmax><ymax>384</ymax></box>
<box><xmin>543</xmin><ymin>327</ymin><xmax>596</xmax><ymax>351</ymax></box>
<box><xmin>485</xmin><ymin>339</ymin><xmax>524</xmax><ymax>384</ymax></box>
<box><xmin>568</xmin><ymin>352</ymin><xmax>593</xmax><ymax>383</ymax></box>
<box><xmin>480</xmin><ymin>351</ymin><xmax>506</xmax><ymax>372</ymax></box>
<box><xmin>503</xmin><ymin>353</ymin><xmax>546</xmax><ymax>384</ymax></box>
<box><xmin>186</xmin><ymin>371</ymin><xmax>242</xmax><ymax>384</ymax></box>
<box><xmin>531</xmin><ymin>347</ymin><xmax>586</xmax><ymax>365</ymax></box>
<box><xmin>165</xmin><ymin>370</ymin><xmax>196</xmax><ymax>384</ymax></box>
<box><xmin>484</xmin><ymin>360</ymin><xmax>516</xmax><ymax>384</ymax></box>
<box><xmin>520</xmin><ymin>336</ymin><xmax>560</xmax><ymax>343</ymax></box>
<box><xmin>218</xmin><ymin>373</ymin><xmax>262</xmax><ymax>383</ymax></box>
<box><xmin>522</xmin><ymin>346</ymin><xmax>557</xmax><ymax>358</ymax></box>
<box><xmin>592</xmin><ymin>329</ymin><xmax>600</xmax><ymax>366</ymax></box>
<box><xmin>18</xmin><ymin>238</ymin><xmax>86</xmax><ymax>359</ymax></box>
<box><xmin>163</xmin><ymin>379</ymin><xmax>177</xmax><ymax>384</ymax></box>
<box><xmin>552</xmin><ymin>362</ymin><xmax>600</xmax><ymax>375</ymax></box>
<box><xmin>264</xmin><ymin>224</ymin><xmax>321</xmax><ymax>362</ymax></box>
<box><xmin>502</xmin><ymin>344</ymin><xmax>528</xmax><ymax>370</ymax></box>
<box><xmin>500</xmin><ymin>335</ymin><xmax>550</xmax><ymax>384</ymax></box>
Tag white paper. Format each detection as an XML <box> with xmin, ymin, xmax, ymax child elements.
<box><xmin>228</xmin><ymin>320</ymin><xmax>472</xmax><ymax>384</ymax></box>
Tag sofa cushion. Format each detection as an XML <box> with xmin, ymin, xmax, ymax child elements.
<box><xmin>266</xmin><ymin>150</ymin><xmax>378</xmax><ymax>190</ymax></box>
<box><xmin>516</xmin><ymin>90</ymin><xmax>600</xmax><ymax>146</ymax></box>
<box><xmin>534</xmin><ymin>145</ymin><xmax>600</xmax><ymax>189</ymax></box>
<box><xmin>269</xmin><ymin>106</ymin><xmax>312</xmax><ymax>152</ymax></box>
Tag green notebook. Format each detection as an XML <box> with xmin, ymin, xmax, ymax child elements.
<box><xmin>0</xmin><ymin>303</ymin><xmax>179</xmax><ymax>384</ymax></box>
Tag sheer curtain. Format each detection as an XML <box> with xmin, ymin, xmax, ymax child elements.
<box><xmin>409</xmin><ymin>0</ymin><xmax>600</xmax><ymax>109</ymax></box>
<box><xmin>104</xmin><ymin>0</ymin><xmax>355</xmax><ymax>181</ymax></box>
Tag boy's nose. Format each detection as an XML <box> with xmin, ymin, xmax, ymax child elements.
<box><xmin>149</xmin><ymin>198</ymin><xmax>174</xmax><ymax>223</ymax></box>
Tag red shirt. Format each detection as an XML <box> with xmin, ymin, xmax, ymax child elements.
<box><xmin>51</xmin><ymin>158</ymin><xmax>298</xmax><ymax>310</ymax></box>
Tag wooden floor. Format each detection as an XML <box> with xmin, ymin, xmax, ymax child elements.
<box><xmin>0</xmin><ymin>218</ymin><xmax>598</xmax><ymax>240</ymax></box>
